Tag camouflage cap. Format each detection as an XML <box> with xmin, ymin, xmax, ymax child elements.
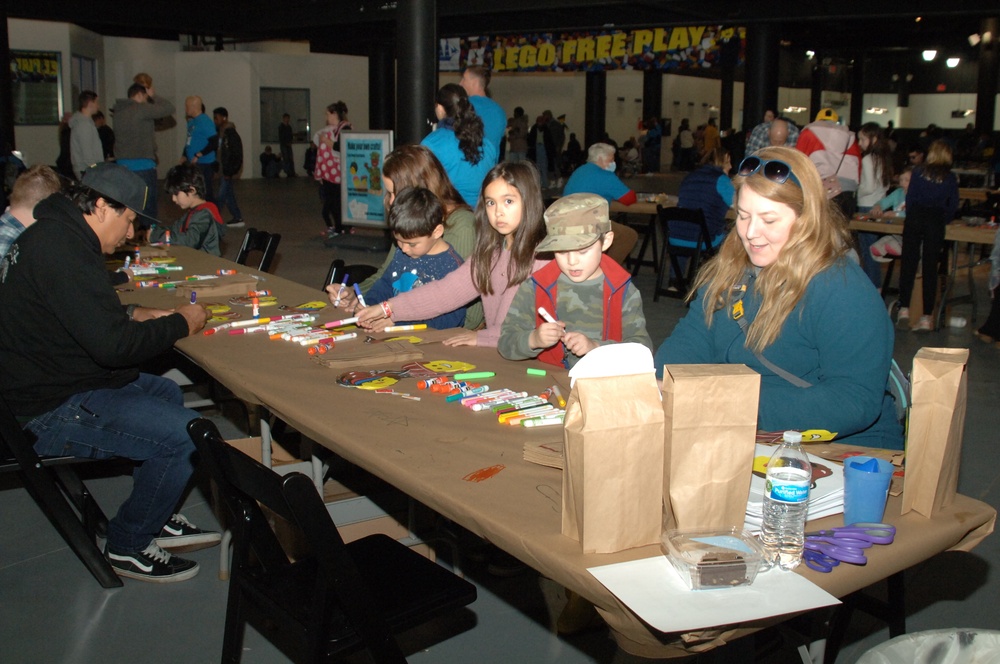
<box><xmin>536</xmin><ymin>193</ymin><xmax>611</xmax><ymax>252</ymax></box>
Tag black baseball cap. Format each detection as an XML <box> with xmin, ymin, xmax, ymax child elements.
<box><xmin>81</xmin><ymin>162</ymin><xmax>153</xmax><ymax>222</ymax></box>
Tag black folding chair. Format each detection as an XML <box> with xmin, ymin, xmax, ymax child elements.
<box><xmin>322</xmin><ymin>258</ymin><xmax>379</xmax><ymax>292</ymax></box>
<box><xmin>0</xmin><ymin>395</ymin><xmax>122</xmax><ymax>588</ymax></box>
<box><xmin>188</xmin><ymin>418</ymin><xmax>476</xmax><ymax>663</ymax></box>
<box><xmin>654</xmin><ymin>205</ymin><xmax>715</xmax><ymax>301</ymax></box>
<box><xmin>235</xmin><ymin>228</ymin><xmax>282</xmax><ymax>273</ymax></box>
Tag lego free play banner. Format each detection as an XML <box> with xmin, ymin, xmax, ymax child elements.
<box><xmin>439</xmin><ymin>27</ymin><xmax>744</xmax><ymax>73</ymax></box>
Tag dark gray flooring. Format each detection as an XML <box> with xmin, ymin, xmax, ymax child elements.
<box><xmin>1</xmin><ymin>175</ymin><xmax>998</xmax><ymax>663</ymax></box>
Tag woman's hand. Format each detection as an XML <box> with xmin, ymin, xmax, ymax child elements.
<box><xmin>869</xmin><ymin>204</ymin><xmax>883</xmax><ymax>217</ymax></box>
<box><xmin>442</xmin><ymin>329</ymin><xmax>478</xmax><ymax>347</ymax></box>
<box><xmin>356</xmin><ymin>305</ymin><xmax>391</xmax><ymax>330</ymax></box>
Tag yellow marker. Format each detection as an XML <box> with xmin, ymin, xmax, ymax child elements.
<box><xmin>383</xmin><ymin>324</ymin><xmax>427</xmax><ymax>333</ymax></box>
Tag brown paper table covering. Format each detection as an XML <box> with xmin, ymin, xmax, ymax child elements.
<box><xmin>121</xmin><ymin>246</ymin><xmax>997</xmax><ymax>658</ymax></box>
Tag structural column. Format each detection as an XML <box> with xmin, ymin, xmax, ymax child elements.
<box><xmin>849</xmin><ymin>54</ymin><xmax>865</xmax><ymax>130</ymax></box>
<box><xmin>810</xmin><ymin>53</ymin><xmax>825</xmax><ymax>122</ymax></box>
<box><xmin>642</xmin><ymin>70</ymin><xmax>662</xmax><ymax>126</ymax></box>
<box><xmin>742</xmin><ymin>22</ymin><xmax>779</xmax><ymax>129</ymax></box>
<box><xmin>975</xmin><ymin>17</ymin><xmax>999</xmax><ymax>135</ymax></box>
<box><xmin>368</xmin><ymin>45</ymin><xmax>395</xmax><ymax>132</ymax></box>
<box><xmin>584</xmin><ymin>71</ymin><xmax>606</xmax><ymax>149</ymax></box>
<box><xmin>396</xmin><ymin>0</ymin><xmax>436</xmax><ymax>145</ymax></box>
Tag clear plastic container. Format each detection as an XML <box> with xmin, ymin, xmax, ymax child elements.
<box><xmin>661</xmin><ymin>527</ymin><xmax>766</xmax><ymax>590</ymax></box>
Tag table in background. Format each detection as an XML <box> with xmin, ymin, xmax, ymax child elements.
<box><xmin>849</xmin><ymin>218</ymin><xmax>997</xmax><ymax>327</ymax></box>
<box><xmin>121</xmin><ymin>246</ymin><xmax>997</xmax><ymax>658</ymax></box>
<box><xmin>611</xmin><ymin>195</ymin><xmax>676</xmax><ymax>277</ymax></box>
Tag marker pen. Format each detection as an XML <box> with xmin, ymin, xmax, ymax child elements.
<box><xmin>537</xmin><ymin>306</ymin><xmax>558</xmax><ymax>324</ymax></box>
<box><xmin>461</xmin><ymin>389</ymin><xmax>515</xmax><ymax>407</ymax></box>
<box><xmin>453</xmin><ymin>371</ymin><xmax>495</xmax><ymax>381</ymax></box>
<box><xmin>498</xmin><ymin>403</ymin><xmax>556</xmax><ymax>423</ymax></box>
<box><xmin>382</xmin><ymin>324</ymin><xmax>426</xmax><ymax>333</ymax></box>
<box><xmin>190</xmin><ymin>292</ymin><xmax>197</xmax><ymax>304</ymax></box>
<box><xmin>333</xmin><ymin>274</ymin><xmax>350</xmax><ymax>307</ymax></box>
<box><xmin>505</xmin><ymin>406</ymin><xmax>560</xmax><ymax>425</ymax></box>
<box><xmin>552</xmin><ymin>384</ymin><xmax>566</xmax><ymax>408</ymax></box>
<box><xmin>468</xmin><ymin>392</ymin><xmax>530</xmax><ymax>411</ymax></box>
<box><xmin>217</xmin><ymin>269</ymin><xmax>237</xmax><ymax>276</ymax></box>
<box><xmin>353</xmin><ymin>283</ymin><xmax>368</xmax><ymax>308</ymax></box>
<box><xmin>491</xmin><ymin>395</ymin><xmax>545</xmax><ymax>413</ymax></box>
<box><xmin>248</xmin><ymin>289</ymin><xmax>271</xmax><ymax>297</ymax></box>
<box><xmin>322</xmin><ymin>316</ymin><xmax>360</xmax><ymax>329</ymax></box>
<box><xmin>123</xmin><ymin>255</ymin><xmax>131</xmax><ymax>270</ymax></box>
<box><xmin>522</xmin><ymin>413</ymin><xmax>566</xmax><ymax>427</ymax></box>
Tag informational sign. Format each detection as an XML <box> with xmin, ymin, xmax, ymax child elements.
<box><xmin>340</xmin><ymin>131</ymin><xmax>393</xmax><ymax>228</ymax></box>
<box><xmin>439</xmin><ymin>26</ymin><xmax>744</xmax><ymax>73</ymax></box>
<box><xmin>10</xmin><ymin>50</ymin><xmax>63</xmax><ymax>125</ymax></box>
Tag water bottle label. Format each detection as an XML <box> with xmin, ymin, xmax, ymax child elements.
<box><xmin>766</xmin><ymin>478</ymin><xmax>809</xmax><ymax>503</ymax></box>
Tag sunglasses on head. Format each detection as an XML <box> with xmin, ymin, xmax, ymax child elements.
<box><xmin>737</xmin><ymin>156</ymin><xmax>802</xmax><ymax>189</ymax></box>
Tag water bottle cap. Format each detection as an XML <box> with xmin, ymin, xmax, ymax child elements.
<box><xmin>782</xmin><ymin>430</ymin><xmax>803</xmax><ymax>443</ymax></box>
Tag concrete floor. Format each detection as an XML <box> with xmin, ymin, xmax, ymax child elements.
<box><xmin>1</xmin><ymin>174</ymin><xmax>998</xmax><ymax>663</ymax></box>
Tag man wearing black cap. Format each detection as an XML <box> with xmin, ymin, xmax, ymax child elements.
<box><xmin>0</xmin><ymin>163</ymin><xmax>218</xmax><ymax>583</ymax></box>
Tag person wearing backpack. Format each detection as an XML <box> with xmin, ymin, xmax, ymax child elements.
<box><xmin>211</xmin><ymin>107</ymin><xmax>245</xmax><ymax>229</ymax></box>
<box><xmin>149</xmin><ymin>164</ymin><xmax>225</xmax><ymax>256</ymax></box>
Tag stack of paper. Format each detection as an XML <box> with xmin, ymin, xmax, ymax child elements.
<box><xmin>522</xmin><ymin>440</ymin><xmax>564</xmax><ymax>470</ymax></box>
<box><xmin>744</xmin><ymin>443</ymin><xmax>844</xmax><ymax>533</ymax></box>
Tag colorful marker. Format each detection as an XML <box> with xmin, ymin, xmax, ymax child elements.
<box><xmin>333</xmin><ymin>274</ymin><xmax>350</xmax><ymax>307</ymax></box>
<box><xmin>453</xmin><ymin>371</ymin><xmax>495</xmax><ymax>381</ymax></box>
<box><xmin>248</xmin><ymin>289</ymin><xmax>271</xmax><ymax>297</ymax></box>
<box><xmin>537</xmin><ymin>306</ymin><xmax>558</xmax><ymax>324</ymax></box>
<box><xmin>353</xmin><ymin>283</ymin><xmax>368</xmax><ymax>308</ymax></box>
<box><xmin>522</xmin><ymin>413</ymin><xmax>566</xmax><ymax>427</ymax></box>
<box><xmin>322</xmin><ymin>316</ymin><xmax>360</xmax><ymax>329</ymax></box>
<box><xmin>382</xmin><ymin>324</ymin><xmax>426</xmax><ymax>333</ymax></box>
<box><xmin>190</xmin><ymin>292</ymin><xmax>197</xmax><ymax>304</ymax></box>
<box><xmin>552</xmin><ymin>385</ymin><xmax>566</xmax><ymax>408</ymax></box>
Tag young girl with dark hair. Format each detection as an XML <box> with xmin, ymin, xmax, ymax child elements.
<box><xmin>420</xmin><ymin>84</ymin><xmax>498</xmax><ymax>207</ymax></box>
<box><xmin>313</xmin><ymin>101</ymin><xmax>351</xmax><ymax>238</ymax></box>
<box><xmin>349</xmin><ymin>161</ymin><xmax>547</xmax><ymax>347</ymax></box>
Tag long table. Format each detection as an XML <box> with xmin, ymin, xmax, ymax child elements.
<box><xmin>120</xmin><ymin>246</ymin><xmax>996</xmax><ymax>658</ymax></box>
<box><xmin>849</xmin><ymin>218</ymin><xmax>997</xmax><ymax>328</ymax></box>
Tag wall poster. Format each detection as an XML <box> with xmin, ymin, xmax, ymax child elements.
<box><xmin>11</xmin><ymin>50</ymin><xmax>63</xmax><ymax>125</ymax></box>
<box><xmin>340</xmin><ymin>130</ymin><xmax>393</xmax><ymax>228</ymax></box>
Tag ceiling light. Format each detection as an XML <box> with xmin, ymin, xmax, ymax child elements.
<box><xmin>969</xmin><ymin>33</ymin><xmax>981</xmax><ymax>47</ymax></box>
<box><xmin>947</xmin><ymin>58</ymin><xmax>960</xmax><ymax>68</ymax></box>
<box><xmin>782</xmin><ymin>106</ymin><xmax>807</xmax><ymax>114</ymax></box>
<box><xmin>805</xmin><ymin>50</ymin><xmax>815</xmax><ymax>60</ymax></box>
<box><xmin>866</xmin><ymin>107</ymin><xmax>888</xmax><ymax>114</ymax></box>
<box><xmin>922</xmin><ymin>50</ymin><xmax>937</xmax><ymax>61</ymax></box>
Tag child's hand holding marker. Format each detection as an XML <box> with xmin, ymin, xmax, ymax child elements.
<box><xmin>531</xmin><ymin>306</ymin><xmax>566</xmax><ymax>350</ymax></box>
<box><xmin>325</xmin><ymin>273</ymin><xmax>357</xmax><ymax>310</ymax></box>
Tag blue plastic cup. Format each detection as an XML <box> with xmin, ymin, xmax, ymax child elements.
<box><xmin>843</xmin><ymin>456</ymin><xmax>894</xmax><ymax>525</ymax></box>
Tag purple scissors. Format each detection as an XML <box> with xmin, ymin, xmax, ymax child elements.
<box><xmin>805</xmin><ymin>523</ymin><xmax>896</xmax><ymax>546</ymax></box>
<box><xmin>803</xmin><ymin>549</ymin><xmax>841</xmax><ymax>573</ymax></box>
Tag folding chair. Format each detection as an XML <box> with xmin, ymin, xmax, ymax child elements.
<box><xmin>188</xmin><ymin>418</ymin><xmax>476</xmax><ymax>663</ymax></box>
<box><xmin>235</xmin><ymin>228</ymin><xmax>282</xmax><ymax>273</ymax></box>
<box><xmin>0</xmin><ymin>395</ymin><xmax>122</xmax><ymax>588</ymax></box>
<box><xmin>654</xmin><ymin>206</ymin><xmax>715</xmax><ymax>301</ymax></box>
<box><xmin>322</xmin><ymin>258</ymin><xmax>379</xmax><ymax>292</ymax></box>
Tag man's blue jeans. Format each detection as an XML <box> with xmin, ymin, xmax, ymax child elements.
<box><xmin>26</xmin><ymin>374</ymin><xmax>199</xmax><ymax>554</ymax></box>
<box><xmin>217</xmin><ymin>176</ymin><xmax>243</xmax><ymax>221</ymax></box>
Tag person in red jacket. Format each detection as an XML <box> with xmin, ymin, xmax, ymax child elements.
<box><xmin>796</xmin><ymin>108</ymin><xmax>861</xmax><ymax>218</ymax></box>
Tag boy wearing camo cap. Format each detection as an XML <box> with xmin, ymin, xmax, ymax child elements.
<box><xmin>498</xmin><ymin>193</ymin><xmax>651</xmax><ymax>368</ymax></box>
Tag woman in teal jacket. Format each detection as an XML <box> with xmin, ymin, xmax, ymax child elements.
<box><xmin>655</xmin><ymin>147</ymin><xmax>903</xmax><ymax>449</ymax></box>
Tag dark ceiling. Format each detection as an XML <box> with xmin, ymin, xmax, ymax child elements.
<box><xmin>7</xmin><ymin>1</ymin><xmax>998</xmax><ymax>59</ymax></box>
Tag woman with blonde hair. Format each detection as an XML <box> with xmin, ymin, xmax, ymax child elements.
<box><xmin>894</xmin><ymin>138</ymin><xmax>959</xmax><ymax>331</ymax></box>
<box><xmin>655</xmin><ymin>146</ymin><xmax>903</xmax><ymax>449</ymax></box>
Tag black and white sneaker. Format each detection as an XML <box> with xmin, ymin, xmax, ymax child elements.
<box><xmin>155</xmin><ymin>513</ymin><xmax>222</xmax><ymax>552</ymax></box>
<box><xmin>106</xmin><ymin>542</ymin><xmax>200</xmax><ymax>583</ymax></box>
<box><xmin>226</xmin><ymin>219</ymin><xmax>245</xmax><ymax>228</ymax></box>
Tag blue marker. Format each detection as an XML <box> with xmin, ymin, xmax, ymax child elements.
<box><xmin>190</xmin><ymin>291</ymin><xmax>198</xmax><ymax>305</ymax></box>
<box><xmin>353</xmin><ymin>283</ymin><xmax>368</xmax><ymax>308</ymax></box>
<box><xmin>333</xmin><ymin>273</ymin><xmax>350</xmax><ymax>307</ymax></box>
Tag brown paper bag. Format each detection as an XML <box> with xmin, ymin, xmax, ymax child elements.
<box><xmin>902</xmin><ymin>347</ymin><xmax>969</xmax><ymax>517</ymax></box>
<box><xmin>662</xmin><ymin>365</ymin><xmax>760</xmax><ymax>530</ymax></box>
<box><xmin>175</xmin><ymin>273</ymin><xmax>259</xmax><ymax>298</ymax></box>
<box><xmin>561</xmin><ymin>374</ymin><xmax>664</xmax><ymax>554</ymax></box>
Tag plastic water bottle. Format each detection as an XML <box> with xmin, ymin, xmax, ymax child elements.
<box><xmin>760</xmin><ymin>431</ymin><xmax>812</xmax><ymax>570</ymax></box>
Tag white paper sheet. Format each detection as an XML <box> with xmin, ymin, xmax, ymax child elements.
<box><xmin>588</xmin><ymin>555</ymin><xmax>840</xmax><ymax>633</ymax></box>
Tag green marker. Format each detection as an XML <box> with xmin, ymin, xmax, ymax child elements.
<box><xmin>526</xmin><ymin>368</ymin><xmax>547</xmax><ymax>376</ymax></box>
<box><xmin>453</xmin><ymin>371</ymin><xmax>495</xmax><ymax>380</ymax></box>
